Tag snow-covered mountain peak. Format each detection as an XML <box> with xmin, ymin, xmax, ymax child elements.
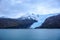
<box><xmin>19</xmin><ymin>13</ymin><xmax>40</xmax><ymax>21</ymax></box>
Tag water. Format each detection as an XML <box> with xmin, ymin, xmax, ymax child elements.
<box><xmin>0</xmin><ymin>29</ymin><xmax>60</xmax><ymax>40</ymax></box>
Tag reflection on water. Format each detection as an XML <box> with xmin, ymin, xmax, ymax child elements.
<box><xmin>0</xmin><ymin>29</ymin><xmax>60</xmax><ymax>40</ymax></box>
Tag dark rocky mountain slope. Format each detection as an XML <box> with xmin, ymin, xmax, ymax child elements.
<box><xmin>36</xmin><ymin>14</ymin><xmax>60</xmax><ymax>29</ymax></box>
<box><xmin>0</xmin><ymin>18</ymin><xmax>37</xmax><ymax>29</ymax></box>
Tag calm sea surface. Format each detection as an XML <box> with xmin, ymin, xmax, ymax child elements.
<box><xmin>0</xmin><ymin>29</ymin><xmax>60</xmax><ymax>40</ymax></box>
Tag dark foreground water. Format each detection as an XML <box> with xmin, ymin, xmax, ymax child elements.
<box><xmin>0</xmin><ymin>29</ymin><xmax>60</xmax><ymax>40</ymax></box>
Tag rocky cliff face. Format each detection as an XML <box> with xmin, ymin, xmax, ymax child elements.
<box><xmin>0</xmin><ymin>18</ymin><xmax>37</xmax><ymax>29</ymax></box>
<box><xmin>36</xmin><ymin>14</ymin><xmax>60</xmax><ymax>29</ymax></box>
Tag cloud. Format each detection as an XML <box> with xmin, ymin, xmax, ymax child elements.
<box><xmin>0</xmin><ymin>0</ymin><xmax>60</xmax><ymax>18</ymax></box>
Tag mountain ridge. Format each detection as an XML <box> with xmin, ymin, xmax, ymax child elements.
<box><xmin>0</xmin><ymin>17</ymin><xmax>37</xmax><ymax>29</ymax></box>
<box><xmin>36</xmin><ymin>14</ymin><xmax>60</xmax><ymax>28</ymax></box>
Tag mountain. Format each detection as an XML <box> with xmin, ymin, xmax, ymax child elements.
<box><xmin>31</xmin><ymin>13</ymin><xmax>58</xmax><ymax>28</ymax></box>
<box><xmin>0</xmin><ymin>13</ymin><xmax>59</xmax><ymax>29</ymax></box>
<box><xmin>18</xmin><ymin>13</ymin><xmax>58</xmax><ymax>28</ymax></box>
<box><xmin>36</xmin><ymin>14</ymin><xmax>60</xmax><ymax>29</ymax></box>
<box><xmin>0</xmin><ymin>18</ymin><xmax>37</xmax><ymax>29</ymax></box>
<box><xmin>18</xmin><ymin>13</ymin><xmax>40</xmax><ymax>21</ymax></box>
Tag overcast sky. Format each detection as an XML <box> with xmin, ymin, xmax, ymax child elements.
<box><xmin>0</xmin><ymin>0</ymin><xmax>60</xmax><ymax>18</ymax></box>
